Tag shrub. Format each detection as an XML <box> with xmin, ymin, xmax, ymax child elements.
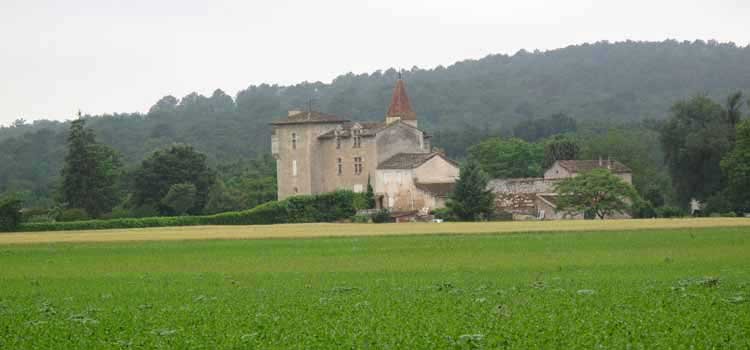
<box><xmin>0</xmin><ymin>196</ymin><xmax>23</xmax><ymax>232</ymax></box>
<box><xmin>371</xmin><ymin>209</ymin><xmax>392</xmax><ymax>223</ymax></box>
<box><xmin>351</xmin><ymin>214</ymin><xmax>371</xmax><ymax>223</ymax></box>
<box><xmin>16</xmin><ymin>190</ymin><xmax>360</xmax><ymax>232</ymax></box>
<box><xmin>656</xmin><ymin>206</ymin><xmax>685</xmax><ymax>218</ymax></box>
<box><xmin>57</xmin><ymin>208</ymin><xmax>90</xmax><ymax>222</ymax></box>
<box><xmin>631</xmin><ymin>200</ymin><xmax>657</xmax><ymax>219</ymax></box>
<box><xmin>431</xmin><ymin>207</ymin><xmax>455</xmax><ymax>221</ymax></box>
<box><xmin>488</xmin><ymin>210</ymin><xmax>513</xmax><ymax>221</ymax></box>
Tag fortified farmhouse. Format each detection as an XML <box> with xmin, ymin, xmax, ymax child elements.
<box><xmin>271</xmin><ymin>78</ymin><xmax>459</xmax><ymax>214</ymax></box>
<box><xmin>272</xmin><ymin>78</ymin><xmax>634</xmax><ymax>220</ymax></box>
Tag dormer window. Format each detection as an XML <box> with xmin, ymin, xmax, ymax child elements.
<box><xmin>291</xmin><ymin>132</ymin><xmax>298</xmax><ymax>149</ymax></box>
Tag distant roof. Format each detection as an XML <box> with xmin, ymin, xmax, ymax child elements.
<box><xmin>555</xmin><ymin>160</ymin><xmax>631</xmax><ymax>174</ymax></box>
<box><xmin>377</xmin><ymin>152</ymin><xmax>457</xmax><ymax>170</ymax></box>
<box><xmin>415</xmin><ymin>182</ymin><xmax>455</xmax><ymax>197</ymax></box>
<box><xmin>387</xmin><ymin>79</ymin><xmax>416</xmax><ymax>121</ymax></box>
<box><xmin>271</xmin><ymin>111</ymin><xmax>349</xmax><ymax>125</ymax></box>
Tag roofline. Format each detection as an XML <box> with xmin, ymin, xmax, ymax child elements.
<box><xmin>270</xmin><ymin>119</ymin><xmax>350</xmax><ymax>126</ymax></box>
<box><xmin>553</xmin><ymin>160</ymin><xmax>632</xmax><ymax>173</ymax></box>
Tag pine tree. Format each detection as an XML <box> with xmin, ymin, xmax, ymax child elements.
<box><xmin>447</xmin><ymin>160</ymin><xmax>495</xmax><ymax>221</ymax></box>
<box><xmin>60</xmin><ymin>119</ymin><xmax>122</xmax><ymax>218</ymax></box>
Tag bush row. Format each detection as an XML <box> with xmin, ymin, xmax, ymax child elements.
<box><xmin>14</xmin><ymin>191</ymin><xmax>360</xmax><ymax>232</ymax></box>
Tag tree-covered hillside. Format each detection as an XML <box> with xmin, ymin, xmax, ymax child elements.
<box><xmin>1</xmin><ymin>40</ymin><xmax>749</xmax><ymax>206</ymax></box>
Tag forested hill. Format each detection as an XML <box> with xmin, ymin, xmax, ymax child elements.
<box><xmin>2</xmin><ymin>40</ymin><xmax>750</xmax><ymax>204</ymax></box>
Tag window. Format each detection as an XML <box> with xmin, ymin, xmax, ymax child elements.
<box><xmin>336</xmin><ymin>136</ymin><xmax>341</xmax><ymax>149</ymax></box>
<box><xmin>337</xmin><ymin>158</ymin><xmax>342</xmax><ymax>175</ymax></box>
<box><xmin>291</xmin><ymin>132</ymin><xmax>297</xmax><ymax>149</ymax></box>
<box><xmin>352</xmin><ymin>129</ymin><xmax>361</xmax><ymax>148</ymax></box>
<box><xmin>354</xmin><ymin>157</ymin><xmax>363</xmax><ymax>175</ymax></box>
<box><xmin>292</xmin><ymin>160</ymin><xmax>298</xmax><ymax>177</ymax></box>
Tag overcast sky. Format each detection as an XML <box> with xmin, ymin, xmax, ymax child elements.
<box><xmin>1</xmin><ymin>0</ymin><xmax>749</xmax><ymax>126</ymax></box>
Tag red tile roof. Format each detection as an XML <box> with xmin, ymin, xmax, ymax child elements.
<box><xmin>386</xmin><ymin>79</ymin><xmax>417</xmax><ymax>121</ymax></box>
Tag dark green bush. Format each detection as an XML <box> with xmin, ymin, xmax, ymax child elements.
<box><xmin>488</xmin><ymin>210</ymin><xmax>513</xmax><ymax>221</ymax></box>
<box><xmin>16</xmin><ymin>190</ymin><xmax>358</xmax><ymax>232</ymax></box>
<box><xmin>371</xmin><ymin>209</ymin><xmax>392</xmax><ymax>223</ymax></box>
<box><xmin>0</xmin><ymin>196</ymin><xmax>23</xmax><ymax>232</ymax></box>
<box><xmin>431</xmin><ymin>207</ymin><xmax>455</xmax><ymax>221</ymax></box>
<box><xmin>631</xmin><ymin>200</ymin><xmax>657</xmax><ymax>219</ymax></box>
<box><xmin>57</xmin><ymin>208</ymin><xmax>90</xmax><ymax>222</ymax></box>
<box><xmin>656</xmin><ymin>206</ymin><xmax>686</xmax><ymax>218</ymax></box>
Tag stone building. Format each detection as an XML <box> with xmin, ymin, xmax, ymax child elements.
<box><xmin>271</xmin><ymin>78</ymin><xmax>458</xmax><ymax>213</ymax></box>
<box><xmin>489</xmin><ymin>159</ymin><xmax>633</xmax><ymax>220</ymax></box>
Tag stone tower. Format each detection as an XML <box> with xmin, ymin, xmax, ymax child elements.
<box><xmin>385</xmin><ymin>77</ymin><xmax>417</xmax><ymax>128</ymax></box>
<box><xmin>271</xmin><ymin>111</ymin><xmax>349</xmax><ymax>200</ymax></box>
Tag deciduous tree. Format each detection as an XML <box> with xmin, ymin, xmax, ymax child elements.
<box><xmin>554</xmin><ymin>169</ymin><xmax>639</xmax><ymax>219</ymax></box>
<box><xmin>133</xmin><ymin>144</ymin><xmax>216</xmax><ymax>215</ymax></box>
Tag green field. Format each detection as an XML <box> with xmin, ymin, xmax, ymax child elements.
<box><xmin>1</xmin><ymin>225</ymin><xmax>749</xmax><ymax>348</ymax></box>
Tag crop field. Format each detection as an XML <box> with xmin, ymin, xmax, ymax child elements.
<box><xmin>1</xmin><ymin>222</ymin><xmax>749</xmax><ymax>348</ymax></box>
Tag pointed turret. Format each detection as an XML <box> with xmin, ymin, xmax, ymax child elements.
<box><xmin>386</xmin><ymin>76</ymin><xmax>417</xmax><ymax>127</ymax></box>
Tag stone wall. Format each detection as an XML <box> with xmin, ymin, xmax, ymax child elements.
<box><xmin>487</xmin><ymin>178</ymin><xmax>556</xmax><ymax>194</ymax></box>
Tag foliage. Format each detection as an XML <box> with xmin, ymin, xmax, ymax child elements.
<box><xmin>513</xmin><ymin>113</ymin><xmax>577</xmax><ymax>142</ymax></box>
<box><xmin>133</xmin><ymin>144</ymin><xmax>216</xmax><ymax>215</ymax></box>
<box><xmin>543</xmin><ymin>135</ymin><xmax>580</xmax><ymax>168</ymax></box>
<box><xmin>17</xmin><ymin>190</ymin><xmax>359</xmax><ymax>232</ymax></box>
<box><xmin>60</xmin><ymin>119</ymin><xmax>122</xmax><ymax>218</ymax></box>
<box><xmin>365</xmin><ymin>176</ymin><xmax>376</xmax><ymax>209</ymax></box>
<box><xmin>57</xmin><ymin>208</ymin><xmax>91</xmax><ymax>222</ymax></box>
<box><xmin>659</xmin><ymin>95</ymin><xmax>735</xmax><ymax>206</ymax></box>
<box><xmin>0</xmin><ymin>195</ymin><xmax>23</xmax><ymax>231</ymax></box>
<box><xmin>431</xmin><ymin>207</ymin><xmax>456</xmax><ymax>221</ymax></box>
<box><xmin>160</xmin><ymin>183</ymin><xmax>197</xmax><ymax>216</ymax></box>
<box><xmin>630</xmin><ymin>199</ymin><xmax>657</xmax><ymax>219</ymax></box>
<box><xmin>721</xmin><ymin>119</ymin><xmax>750</xmax><ymax>212</ymax></box>
<box><xmin>554</xmin><ymin>169</ymin><xmax>640</xmax><ymax>219</ymax></box>
<box><xmin>468</xmin><ymin>137</ymin><xmax>543</xmax><ymax>178</ymax></box>
<box><xmin>578</xmin><ymin>124</ymin><xmax>672</xmax><ymax>201</ymax></box>
<box><xmin>371</xmin><ymin>209</ymin><xmax>392</xmax><ymax>223</ymax></box>
<box><xmin>655</xmin><ymin>206</ymin><xmax>686</xmax><ymax>218</ymax></box>
<box><xmin>3</xmin><ymin>40</ymin><xmax>750</xmax><ymax>207</ymax></box>
<box><xmin>447</xmin><ymin>160</ymin><xmax>495</xmax><ymax>221</ymax></box>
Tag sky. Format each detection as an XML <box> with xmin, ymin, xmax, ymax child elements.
<box><xmin>1</xmin><ymin>0</ymin><xmax>749</xmax><ymax>126</ymax></box>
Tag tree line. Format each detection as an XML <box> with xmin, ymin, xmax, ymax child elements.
<box><xmin>2</xmin><ymin>39</ymin><xmax>750</xmax><ymax>208</ymax></box>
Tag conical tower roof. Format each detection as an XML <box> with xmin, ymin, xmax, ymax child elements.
<box><xmin>386</xmin><ymin>78</ymin><xmax>416</xmax><ymax>121</ymax></box>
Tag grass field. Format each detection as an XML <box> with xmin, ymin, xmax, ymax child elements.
<box><xmin>1</xmin><ymin>221</ymin><xmax>749</xmax><ymax>348</ymax></box>
<box><xmin>2</xmin><ymin>217</ymin><xmax>750</xmax><ymax>245</ymax></box>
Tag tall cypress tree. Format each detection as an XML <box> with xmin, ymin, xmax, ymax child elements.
<box><xmin>447</xmin><ymin>160</ymin><xmax>495</xmax><ymax>221</ymax></box>
<box><xmin>60</xmin><ymin>118</ymin><xmax>121</xmax><ymax>218</ymax></box>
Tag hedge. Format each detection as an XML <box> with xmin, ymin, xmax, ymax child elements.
<box><xmin>12</xmin><ymin>191</ymin><xmax>359</xmax><ymax>232</ymax></box>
